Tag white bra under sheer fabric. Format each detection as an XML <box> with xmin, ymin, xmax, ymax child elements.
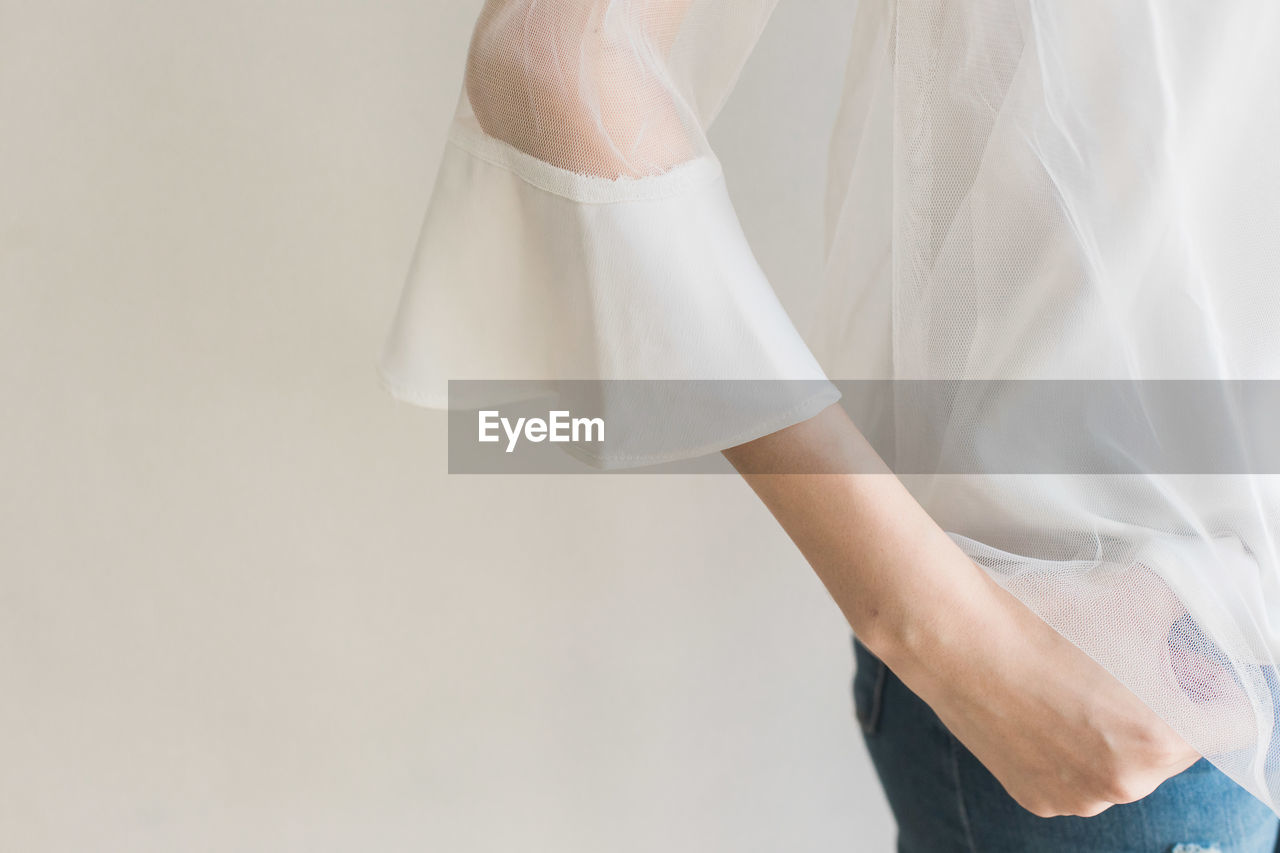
<box><xmin>377</xmin><ymin>0</ymin><xmax>1280</xmax><ymax>812</ymax></box>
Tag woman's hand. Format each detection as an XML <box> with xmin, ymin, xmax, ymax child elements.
<box><xmin>881</xmin><ymin>564</ymin><xmax>1209</xmax><ymax>818</ymax></box>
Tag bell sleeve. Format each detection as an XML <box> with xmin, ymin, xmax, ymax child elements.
<box><xmin>375</xmin><ymin>0</ymin><xmax>840</xmax><ymax>467</ymax></box>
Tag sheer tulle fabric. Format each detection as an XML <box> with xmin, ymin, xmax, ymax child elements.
<box><xmin>376</xmin><ymin>0</ymin><xmax>837</xmax><ymax>436</ymax></box>
<box><xmin>869</xmin><ymin>0</ymin><xmax>1280</xmax><ymax>811</ymax></box>
<box><xmin>377</xmin><ymin>0</ymin><xmax>1280</xmax><ymax>812</ymax></box>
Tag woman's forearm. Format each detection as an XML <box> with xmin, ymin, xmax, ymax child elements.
<box><xmin>721</xmin><ymin>401</ymin><xmax>991</xmax><ymax>676</ymax></box>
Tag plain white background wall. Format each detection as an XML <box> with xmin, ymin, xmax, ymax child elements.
<box><xmin>0</xmin><ymin>1</ymin><xmax>896</xmax><ymax>849</ymax></box>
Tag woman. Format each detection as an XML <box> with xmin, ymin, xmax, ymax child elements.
<box><xmin>378</xmin><ymin>1</ymin><xmax>1280</xmax><ymax>848</ymax></box>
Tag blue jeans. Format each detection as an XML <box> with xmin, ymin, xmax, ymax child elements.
<box><xmin>851</xmin><ymin>634</ymin><xmax>1280</xmax><ymax>853</ymax></box>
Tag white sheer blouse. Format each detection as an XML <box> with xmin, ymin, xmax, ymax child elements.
<box><xmin>377</xmin><ymin>0</ymin><xmax>1280</xmax><ymax>813</ymax></box>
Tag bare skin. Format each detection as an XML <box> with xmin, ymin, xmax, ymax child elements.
<box><xmin>722</xmin><ymin>403</ymin><xmax>1203</xmax><ymax>818</ymax></box>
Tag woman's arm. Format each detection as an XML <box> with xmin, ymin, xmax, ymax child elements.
<box><xmin>427</xmin><ymin>4</ymin><xmax>1200</xmax><ymax>817</ymax></box>
<box><xmin>723</xmin><ymin>402</ymin><xmax>1202</xmax><ymax>818</ymax></box>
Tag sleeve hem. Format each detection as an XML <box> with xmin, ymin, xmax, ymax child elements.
<box><xmin>447</xmin><ymin>118</ymin><xmax>724</xmax><ymax>205</ymax></box>
<box><xmin>556</xmin><ymin>384</ymin><xmax>843</xmax><ymax>470</ymax></box>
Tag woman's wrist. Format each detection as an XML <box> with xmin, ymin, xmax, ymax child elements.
<box><xmin>853</xmin><ymin>553</ymin><xmax>989</xmax><ymax>680</ymax></box>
